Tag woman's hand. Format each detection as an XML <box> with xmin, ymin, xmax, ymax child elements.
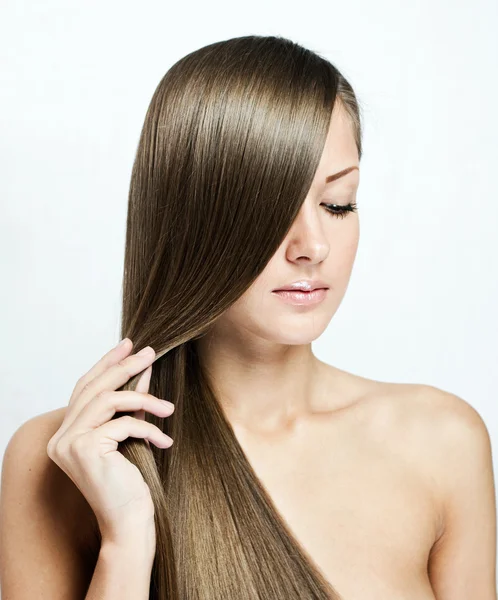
<box><xmin>46</xmin><ymin>339</ymin><xmax>174</xmax><ymax>547</ymax></box>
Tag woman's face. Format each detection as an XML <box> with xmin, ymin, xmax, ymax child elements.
<box><xmin>217</xmin><ymin>102</ymin><xmax>360</xmax><ymax>346</ymax></box>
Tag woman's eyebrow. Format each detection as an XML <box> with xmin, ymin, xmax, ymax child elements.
<box><xmin>325</xmin><ymin>166</ymin><xmax>359</xmax><ymax>183</ymax></box>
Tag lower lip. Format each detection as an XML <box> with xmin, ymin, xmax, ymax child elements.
<box><xmin>271</xmin><ymin>288</ymin><xmax>328</xmax><ymax>306</ymax></box>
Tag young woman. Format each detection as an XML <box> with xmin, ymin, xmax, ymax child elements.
<box><xmin>1</xmin><ymin>35</ymin><xmax>496</xmax><ymax>600</ymax></box>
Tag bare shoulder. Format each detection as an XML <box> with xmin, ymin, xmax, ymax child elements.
<box><xmin>0</xmin><ymin>406</ymin><xmax>100</xmax><ymax>595</ymax></box>
<box><xmin>12</xmin><ymin>406</ymin><xmax>99</xmax><ymax>553</ymax></box>
<box><xmin>404</xmin><ymin>384</ymin><xmax>495</xmax><ymax>520</ymax></box>
<box><xmin>374</xmin><ymin>381</ymin><xmax>492</xmax><ymax>463</ymax></box>
<box><xmin>360</xmin><ymin>379</ymin><xmax>494</xmax><ymax>538</ymax></box>
<box><xmin>358</xmin><ymin>378</ymin><xmax>492</xmax><ymax>466</ymax></box>
<box><xmin>341</xmin><ymin>370</ymin><xmax>490</xmax><ymax>449</ymax></box>
<box><xmin>385</xmin><ymin>383</ymin><xmax>496</xmax><ymax>595</ymax></box>
<box><xmin>322</xmin><ymin>362</ymin><xmax>493</xmax><ymax>517</ymax></box>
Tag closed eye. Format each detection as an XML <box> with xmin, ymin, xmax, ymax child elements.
<box><xmin>322</xmin><ymin>202</ymin><xmax>358</xmax><ymax>219</ymax></box>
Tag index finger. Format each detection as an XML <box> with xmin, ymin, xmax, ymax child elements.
<box><xmin>69</xmin><ymin>338</ymin><xmax>133</xmax><ymax>404</ymax></box>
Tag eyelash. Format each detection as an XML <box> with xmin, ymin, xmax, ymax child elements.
<box><xmin>322</xmin><ymin>201</ymin><xmax>358</xmax><ymax>219</ymax></box>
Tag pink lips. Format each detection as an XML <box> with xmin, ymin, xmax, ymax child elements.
<box><xmin>271</xmin><ymin>288</ymin><xmax>328</xmax><ymax>306</ymax></box>
<box><xmin>272</xmin><ymin>279</ymin><xmax>329</xmax><ymax>292</ymax></box>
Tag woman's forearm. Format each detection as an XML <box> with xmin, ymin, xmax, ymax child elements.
<box><xmin>85</xmin><ymin>538</ymin><xmax>156</xmax><ymax>599</ymax></box>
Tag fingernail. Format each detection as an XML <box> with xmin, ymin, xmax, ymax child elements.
<box><xmin>160</xmin><ymin>400</ymin><xmax>174</xmax><ymax>408</ymax></box>
<box><xmin>137</xmin><ymin>346</ymin><xmax>153</xmax><ymax>356</ymax></box>
<box><xmin>117</xmin><ymin>338</ymin><xmax>129</xmax><ymax>348</ymax></box>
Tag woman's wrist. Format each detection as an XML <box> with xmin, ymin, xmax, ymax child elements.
<box><xmin>100</xmin><ymin>526</ymin><xmax>157</xmax><ymax>564</ymax></box>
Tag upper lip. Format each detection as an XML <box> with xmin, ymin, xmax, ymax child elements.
<box><xmin>272</xmin><ymin>279</ymin><xmax>329</xmax><ymax>292</ymax></box>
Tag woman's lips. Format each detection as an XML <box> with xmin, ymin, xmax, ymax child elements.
<box><xmin>271</xmin><ymin>288</ymin><xmax>328</xmax><ymax>306</ymax></box>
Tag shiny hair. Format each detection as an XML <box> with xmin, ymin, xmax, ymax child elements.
<box><xmin>93</xmin><ymin>34</ymin><xmax>362</xmax><ymax>599</ymax></box>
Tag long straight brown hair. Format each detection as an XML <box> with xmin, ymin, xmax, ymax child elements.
<box><xmin>96</xmin><ymin>34</ymin><xmax>363</xmax><ymax>599</ymax></box>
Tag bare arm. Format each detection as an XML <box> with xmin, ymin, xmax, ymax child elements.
<box><xmin>1</xmin><ymin>412</ymin><xmax>90</xmax><ymax>598</ymax></box>
<box><xmin>426</xmin><ymin>389</ymin><xmax>497</xmax><ymax>599</ymax></box>
<box><xmin>0</xmin><ymin>411</ymin><xmax>156</xmax><ymax>599</ymax></box>
<box><xmin>85</xmin><ymin>540</ymin><xmax>155</xmax><ymax>599</ymax></box>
